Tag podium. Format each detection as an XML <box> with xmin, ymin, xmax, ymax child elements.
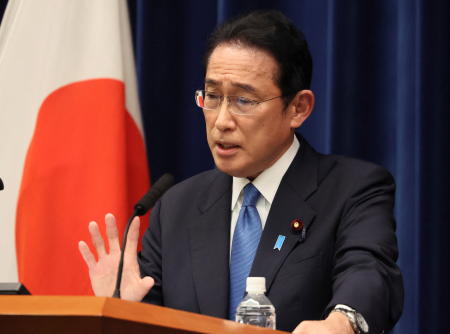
<box><xmin>0</xmin><ymin>296</ymin><xmax>287</xmax><ymax>333</ymax></box>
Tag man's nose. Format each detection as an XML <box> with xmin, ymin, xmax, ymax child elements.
<box><xmin>214</xmin><ymin>98</ymin><xmax>235</xmax><ymax>131</ymax></box>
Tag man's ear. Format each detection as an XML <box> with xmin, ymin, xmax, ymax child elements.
<box><xmin>288</xmin><ymin>90</ymin><xmax>315</xmax><ymax>129</ymax></box>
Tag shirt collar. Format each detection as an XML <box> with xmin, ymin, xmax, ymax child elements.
<box><xmin>231</xmin><ymin>136</ymin><xmax>300</xmax><ymax>209</ymax></box>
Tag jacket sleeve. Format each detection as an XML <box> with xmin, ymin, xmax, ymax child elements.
<box><xmin>138</xmin><ymin>199</ymin><xmax>163</xmax><ymax>306</ymax></box>
<box><xmin>326</xmin><ymin>165</ymin><xmax>404</xmax><ymax>334</ymax></box>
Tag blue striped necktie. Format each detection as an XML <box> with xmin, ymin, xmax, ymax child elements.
<box><xmin>229</xmin><ymin>183</ymin><xmax>262</xmax><ymax>320</ymax></box>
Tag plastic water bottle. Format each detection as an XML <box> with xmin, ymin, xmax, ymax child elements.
<box><xmin>235</xmin><ymin>277</ymin><xmax>276</xmax><ymax>329</ymax></box>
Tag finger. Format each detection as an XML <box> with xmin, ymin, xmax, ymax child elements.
<box><xmin>88</xmin><ymin>221</ymin><xmax>107</xmax><ymax>257</ymax></box>
<box><xmin>124</xmin><ymin>216</ymin><xmax>140</xmax><ymax>263</ymax></box>
<box><xmin>105</xmin><ymin>213</ymin><xmax>120</xmax><ymax>253</ymax></box>
<box><xmin>78</xmin><ymin>241</ymin><xmax>96</xmax><ymax>270</ymax></box>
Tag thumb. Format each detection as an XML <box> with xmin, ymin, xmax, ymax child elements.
<box><xmin>141</xmin><ymin>276</ymin><xmax>155</xmax><ymax>290</ymax></box>
<box><xmin>135</xmin><ymin>276</ymin><xmax>155</xmax><ymax>301</ymax></box>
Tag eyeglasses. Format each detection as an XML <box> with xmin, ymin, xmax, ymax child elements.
<box><xmin>194</xmin><ymin>90</ymin><xmax>283</xmax><ymax>116</ymax></box>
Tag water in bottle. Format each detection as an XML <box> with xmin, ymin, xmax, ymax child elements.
<box><xmin>235</xmin><ymin>277</ymin><xmax>276</xmax><ymax>329</ymax></box>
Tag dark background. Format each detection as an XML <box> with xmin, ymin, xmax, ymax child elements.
<box><xmin>2</xmin><ymin>1</ymin><xmax>449</xmax><ymax>333</ymax></box>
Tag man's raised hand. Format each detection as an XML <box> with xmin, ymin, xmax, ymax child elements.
<box><xmin>78</xmin><ymin>213</ymin><xmax>154</xmax><ymax>301</ymax></box>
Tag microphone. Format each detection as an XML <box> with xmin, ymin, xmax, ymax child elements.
<box><xmin>134</xmin><ymin>173</ymin><xmax>175</xmax><ymax>216</ymax></box>
<box><xmin>112</xmin><ymin>173</ymin><xmax>174</xmax><ymax>298</ymax></box>
<box><xmin>0</xmin><ymin>178</ymin><xmax>3</xmax><ymax>190</ymax></box>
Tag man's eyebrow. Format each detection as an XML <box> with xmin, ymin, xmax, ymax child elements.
<box><xmin>204</xmin><ymin>79</ymin><xmax>258</xmax><ymax>94</ymax></box>
<box><xmin>232</xmin><ymin>82</ymin><xmax>257</xmax><ymax>94</ymax></box>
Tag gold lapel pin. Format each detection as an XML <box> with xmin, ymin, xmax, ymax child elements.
<box><xmin>291</xmin><ymin>219</ymin><xmax>304</xmax><ymax>233</ymax></box>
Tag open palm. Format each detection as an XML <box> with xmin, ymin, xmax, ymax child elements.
<box><xmin>78</xmin><ymin>213</ymin><xmax>154</xmax><ymax>301</ymax></box>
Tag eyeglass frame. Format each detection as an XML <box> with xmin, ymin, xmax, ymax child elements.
<box><xmin>194</xmin><ymin>89</ymin><xmax>285</xmax><ymax>116</ymax></box>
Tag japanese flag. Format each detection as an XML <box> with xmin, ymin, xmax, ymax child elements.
<box><xmin>0</xmin><ymin>0</ymin><xmax>150</xmax><ymax>294</ymax></box>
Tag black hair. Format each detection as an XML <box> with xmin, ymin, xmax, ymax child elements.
<box><xmin>204</xmin><ymin>10</ymin><xmax>313</xmax><ymax>105</ymax></box>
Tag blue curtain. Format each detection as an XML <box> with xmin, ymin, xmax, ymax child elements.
<box><xmin>0</xmin><ymin>1</ymin><xmax>7</xmax><ymax>24</ymax></box>
<box><xmin>129</xmin><ymin>1</ymin><xmax>449</xmax><ymax>333</ymax></box>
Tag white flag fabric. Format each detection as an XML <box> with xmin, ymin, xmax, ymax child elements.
<box><xmin>0</xmin><ymin>0</ymin><xmax>150</xmax><ymax>294</ymax></box>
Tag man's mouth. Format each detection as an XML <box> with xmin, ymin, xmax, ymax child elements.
<box><xmin>215</xmin><ymin>141</ymin><xmax>240</xmax><ymax>157</ymax></box>
<box><xmin>218</xmin><ymin>143</ymin><xmax>239</xmax><ymax>149</ymax></box>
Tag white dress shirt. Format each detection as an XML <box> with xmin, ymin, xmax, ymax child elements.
<box><xmin>230</xmin><ymin>136</ymin><xmax>300</xmax><ymax>249</ymax></box>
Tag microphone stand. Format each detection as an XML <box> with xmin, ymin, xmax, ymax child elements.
<box><xmin>112</xmin><ymin>208</ymin><xmax>139</xmax><ymax>298</ymax></box>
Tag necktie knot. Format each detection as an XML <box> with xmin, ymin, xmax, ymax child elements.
<box><xmin>242</xmin><ymin>183</ymin><xmax>260</xmax><ymax>207</ymax></box>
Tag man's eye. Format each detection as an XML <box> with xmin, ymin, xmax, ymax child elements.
<box><xmin>236</xmin><ymin>97</ymin><xmax>256</xmax><ymax>106</ymax></box>
<box><xmin>205</xmin><ymin>93</ymin><xmax>220</xmax><ymax>100</ymax></box>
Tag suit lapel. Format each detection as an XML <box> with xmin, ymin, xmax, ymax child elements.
<box><xmin>189</xmin><ymin>171</ymin><xmax>232</xmax><ymax>318</ymax></box>
<box><xmin>250</xmin><ymin>138</ymin><xmax>324</xmax><ymax>290</ymax></box>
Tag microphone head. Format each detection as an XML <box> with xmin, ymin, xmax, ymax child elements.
<box><xmin>134</xmin><ymin>173</ymin><xmax>174</xmax><ymax>216</ymax></box>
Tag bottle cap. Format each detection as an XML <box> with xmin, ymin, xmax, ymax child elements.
<box><xmin>246</xmin><ymin>277</ymin><xmax>266</xmax><ymax>293</ymax></box>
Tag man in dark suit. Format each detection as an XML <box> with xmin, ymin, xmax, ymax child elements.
<box><xmin>79</xmin><ymin>10</ymin><xmax>403</xmax><ymax>334</ymax></box>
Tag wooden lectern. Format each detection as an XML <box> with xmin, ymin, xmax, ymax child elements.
<box><xmin>0</xmin><ymin>296</ymin><xmax>287</xmax><ymax>333</ymax></box>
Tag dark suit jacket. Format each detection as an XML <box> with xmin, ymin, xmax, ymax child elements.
<box><xmin>139</xmin><ymin>137</ymin><xmax>403</xmax><ymax>333</ymax></box>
